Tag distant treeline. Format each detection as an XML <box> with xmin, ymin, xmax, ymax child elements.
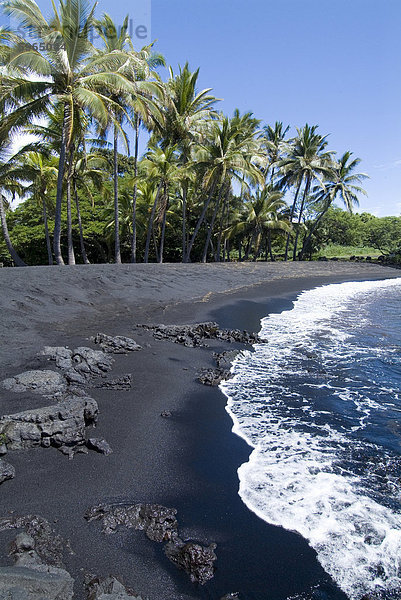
<box><xmin>0</xmin><ymin>0</ymin><xmax>398</xmax><ymax>267</ymax></box>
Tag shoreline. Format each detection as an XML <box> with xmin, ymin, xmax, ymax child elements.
<box><xmin>0</xmin><ymin>263</ymin><xmax>400</xmax><ymax>599</ymax></box>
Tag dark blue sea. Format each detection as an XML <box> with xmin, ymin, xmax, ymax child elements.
<box><xmin>221</xmin><ymin>278</ymin><xmax>401</xmax><ymax>600</ymax></box>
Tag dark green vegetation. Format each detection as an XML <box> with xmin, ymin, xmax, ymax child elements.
<box><xmin>0</xmin><ymin>0</ymin><xmax>398</xmax><ymax>267</ymax></box>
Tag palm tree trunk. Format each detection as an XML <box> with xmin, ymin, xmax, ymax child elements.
<box><xmin>158</xmin><ymin>184</ymin><xmax>169</xmax><ymax>264</ymax></box>
<box><xmin>0</xmin><ymin>194</ymin><xmax>26</xmax><ymax>266</ymax></box>
<box><xmin>267</xmin><ymin>230</ymin><xmax>275</xmax><ymax>261</ymax></box>
<box><xmin>253</xmin><ymin>231</ymin><xmax>262</xmax><ymax>261</ymax></box>
<box><xmin>182</xmin><ymin>182</ymin><xmax>188</xmax><ymax>262</ymax></box>
<box><xmin>216</xmin><ymin>189</ymin><xmax>229</xmax><ymax>262</ymax></box>
<box><xmin>66</xmin><ymin>150</ymin><xmax>76</xmax><ymax>265</ymax></box>
<box><xmin>114</xmin><ymin>124</ymin><xmax>121</xmax><ymax>264</ymax></box>
<box><xmin>201</xmin><ymin>182</ymin><xmax>225</xmax><ymax>263</ymax></box>
<box><xmin>186</xmin><ymin>179</ymin><xmax>217</xmax><ymax>262</ymax></box>
<box><xmin>152</xmin><ymin>229</ymin><xmax>160</xmax><ymax>263</ymax></box>
<box><xmin>298</xmin><ymin>203</ymin><xmax>331</xmax><ymax>261</ymax></box>
<box><xmin>244</xmin><ymin>234</ymin><xmax>254</xmax><ymax>261</ymax></box>
<box><xmin>144</xmin><ymin>182</ymin><xmax>163</xmax><ymax>263</ymax></box>
<box><xmin>73</xmin><ymin>179</ymin><xmax>90</xmax><ymax>264</ymax></box>
<box><xmin>130</xmin><ymin>116</ymin><xmax>140</xmax><ymax>263</ymax></box>
<box><xmin>284</xmin><ymin>179</ymin><xmax>302</xmax><ymax>261</ymax></box>
<box><xmin>42</xmin><ymin>195</ymin><xmax>53</xmax><ymax>265</ymax></box>
<box><xmin>54</xmin><ymin>102</ymin><xmax>70</xmax><ymax>266</ymax></box>
<box><xmin>293</xmin><ymin>175</ymin><xmax>311</xmax><ymax>260</ymax></box>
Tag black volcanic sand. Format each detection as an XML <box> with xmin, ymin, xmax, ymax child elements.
<box><xmin>0</xmin><ymin>263</ymin><xmax>400</xmax><ymax>600</ymax></box>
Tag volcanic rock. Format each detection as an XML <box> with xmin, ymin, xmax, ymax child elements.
<box><xmin>0</xmin><ymin>515</ymin><xmax>68</xmax><ymax>568</ymax></box>
<box><xmin>42</xmin><ymin>346</ymin><xmax>114</xmax><ymax>385</ymax></box>
<box><xmin>1</xmin><ymin>369</ymin><xmax>67</xmax><ymax>396</ymax></box>
<box><xmin>138</xmin><ymin>322</ymin><xmax>259</xmax><ymax>347</ymax></box>
<box><xmin>164</xmin><ymin>538</ymin><xmax>217</xmax><ymax>585</ymax></box>
<box><xmin>86</xmin><ymin>438</ymin><xmax>113</xmax><ymax>455</ymax></box>
<box><xmin>0</xmin><ymin>520</ymin><xmax>73</xmax><ymax>600</ymax></box>
<box><xmin>0</xmin><ymin>396</ymin><xmax>98</xmax><ymax>455</ymax></box>
<box><xmin>85</xmin><ymin>503</ymin><xmax>178</xmax><ymax>542</ymax></box>
<box><xmin>197</xmin><ymin>367</ymin><xmax>232</xmax><ymax>386</ymax></box>
<box><xmin>92</xmin><ymin>333</ymin><xmax>142</xmax><ymax>354</ymax></box>
<box><xmin>0</xmin><ymin>532</ymin><xmax>73</xmax><ymax>600</ymax></box>
<box><xmin>86</xmin><ymin>575</ymin><xmax>143</xmax><ymax>599</ymax></box>
<box><xmin>0</xmin><ymin>458</ymin><xmax>15</xmax><ymax>484</ymax></box>
<box><xmin>95</xmin><ymin>374</ymin><xmax>132</xmax><ymax>390</ymax></box>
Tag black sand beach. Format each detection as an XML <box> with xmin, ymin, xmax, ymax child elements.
<box><xmin>0</xmin><ymin>262</ymin><xmax>400</xmax><ymax>600</ymax></box>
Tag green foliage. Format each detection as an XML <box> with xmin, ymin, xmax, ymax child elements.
<box><xmin>317</xmin><ymin>207</ymin><xmax>365</xmax><ymax>247</ymax></box>
<box><xmin>0</xmin><ymin>0</ymin><xmax>396</xmax><ymax>267</ymax></box>
<box><xmin>306</xmin><ymin>208</ymin><xmax>401</xmax><ymax>260</ymax></box>
<box><xmin>363</xmin><ymin>216</ymin><xmax>401</xmax><ymax>254</ymax></box>
<box><xmin>315</xmin><ymin>244</ymin><xmax>380</xmax><ymax>259</ymax></box>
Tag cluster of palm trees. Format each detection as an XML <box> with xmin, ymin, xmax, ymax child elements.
<box><xmin>0</xmin><ymin>0</ymin><xmax>368</xmax><ymax>267</ymax></box>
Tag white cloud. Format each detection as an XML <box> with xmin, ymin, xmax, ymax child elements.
<box><xmin>373</xmin><ymin>159</ymin><xmax>401</xmax><ymax>171</ymax></box>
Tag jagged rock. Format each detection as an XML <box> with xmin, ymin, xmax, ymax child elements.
<box><xmin>0</xmin><ymin>565</ymin><xmax>74</xmax><ymax>599</ymax></box>
<box><xmin>58</xmin><ymin>444</ymin><xmax>89</xmax><ymax>459</ymax></box>
<box><xmin>0</xmin><ymin>515</ymin><xmax>68</xmax><ymax>568</ymax></box>
<box><xmin>1</xmin><ymin>369</ymin><xmax>67</xmax><ymax>396</ymax></box>
<box><xmin>85</xmin><ymin>503</ymin><xmax>178</xmax><ymax>542</ymax></box>
<box><xmin>138</xmin><ymin>322</ymin><xmax>259</xmax><ymax>347</ymax></box>
<box><xmin>0</xmin><ymin>458</ymin><xmax>15</xmax><ymax>484</ymax></box>
<box><xmin>0</xmin><ymin>396</ymin><xmax>98</xmax><ymax>456</ymax></box>
<box><xmin>92</xmin><ymin>333</ymin><xmax>142</xmax><ymax>354</ymax></box>
<box><xmin>197</xmin><ymin>368</ymin><xmax>232</xmax><ymax>386</ymax></box>
<box><xmin>86</xmin><ymin>438</ymin><xmax>113</xmax><ymax>455</ymax></box>
<box><xmin>221</xmin><ymin>594</ymin><xmax>240</xmax><ymax>600</ymax></box>
<box><xmin>95</xmin><ymin>374</ymin><xmax>132</xmax><ymax>390</ymax></box>
<box><xmin>85</xmin><ymin>575</ymin><xmax>143</xmax><ymax>600</ymax></box>
<box><xmin>0</xmin><ymin>443</ymin><xmax>7</xmax><ymax>455</ymax></box>
<box><xmin>213</xmin><ymin>350</ymin><xmax>239</xmax><ymax>369</ymax></box>
<box><xmin>42</xmin><ymin>346</ymin><xmax>74</xmax><ymax>371</ymax></box>
<box><xmin>42</xmin><ymin>346</ymin><xmax>114</xmax><ymax>385</ymax></box>
<box><xmin>160</xmin><ymin>411</ymin><xmax>172</xmax><ymax>418</ymax></box>
<box><xmin>164</xmin><ymin>538</ymin><xmax>217</xmax><ymax>585</ymax></box>
<box><xmin>198</xmin><ymin>350</ymin><xmax>239</xmax><ymax>386</ymax></box>
<box><xmin>0</xmin><ymin>531</ymin><xmax>74</xmax><ymax>600</ymax></box>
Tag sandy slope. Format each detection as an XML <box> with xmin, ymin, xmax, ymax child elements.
<box><xmin>0</xmin><ymin>262</ymin><xmax>398</xmax><ymax>375</ymax></box>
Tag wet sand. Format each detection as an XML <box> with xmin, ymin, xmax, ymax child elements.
<box><xmin>0</xmin><ymin>262</ymin><xmax>399</xmax><ymax>599</ymax></box>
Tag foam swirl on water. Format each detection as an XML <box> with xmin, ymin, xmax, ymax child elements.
<box><xmin>221</xmin><ymin>278</ymin><xmax>401</xmax><ymax>599</ymax></box>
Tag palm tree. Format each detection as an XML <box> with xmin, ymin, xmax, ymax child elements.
<box><xmin>94</xmin><ymin>14</ymin><xmax>165</xmax><ymax>264</ymax></box>
<box><xmin>94</xmin><ymin>14</ymin><xmax>135</xmax><ymax>264</ymax></box>
<box><xmin>279</xmin><ymin>124</ymin><xmax>335</xmax><ymax>260</ymax></box>
<box><xmin>72</xmin><ymin>151</ymin><xmax>107</xmax><ymax>263</ymax></box>
<box><xmin>128</xmin><ymin>45</ymin><xmax>165</xmax><ymax>263</ymax></box>
<box><xmin>0</xmin><ymin>150</ymin><xmax>26</xmax><ymax>266</ymax></box>
<box><xmin>24</xmin><ymin>103</ymin><xmax>88</xmax><ymax>265</ymax></box>
<box><xmin>1</xmin><ymin>0</ymin><xmax>141</xmax><ymax>264</ymax></box>
<box><xmin>260</xmin><ymin>121</ymin><xmax>290</xmax><ymax>185</ymax></box>
<box><xmin>140</xmin><ymin>145</ymin><xmax>181</xmax><ymax>263</ymax></box>
<box><xmin>14</xmin><ymin>151</ymin><xmax>58</xmax><ymax>265</ymax></box>
<box><xmin>0</xmin><ymin>194</ymin><xmax>26</xmax><ymax>266</ymax></box>
<box><xmin>186</xmin><ymin>114</ymin><xmax>263</xmax><ymax>262</ymax></box>
<box><xmin>299</xmin><ymin>152</ymin><xmax>368</xmax><ymax>259</ymax></box>
<box><xmin>227</xmin><ymin>186</ymin><xmax>290</xmax><ymax>260</ymax></box>
<box><xmin>156</xmin><ymin>63</ymin><xmax>218</xmax><ymax>261</ymax></box>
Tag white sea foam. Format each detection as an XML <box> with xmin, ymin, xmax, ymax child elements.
<box><xmin>221</xmin><ymin>278</ymin><xmax>401</xmax><ymax>599</ymax></box>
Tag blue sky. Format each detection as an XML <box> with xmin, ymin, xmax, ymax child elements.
<box><xmin>2</xmin><ymin>0</ymin><xmax>401</xmax><ymax>216</ymax></box>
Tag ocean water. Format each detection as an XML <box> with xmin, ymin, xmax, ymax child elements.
<box><xmin>221</xmin><ymin>278</ymin><xmax>401</xmax><ymax>600</ymax></box>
